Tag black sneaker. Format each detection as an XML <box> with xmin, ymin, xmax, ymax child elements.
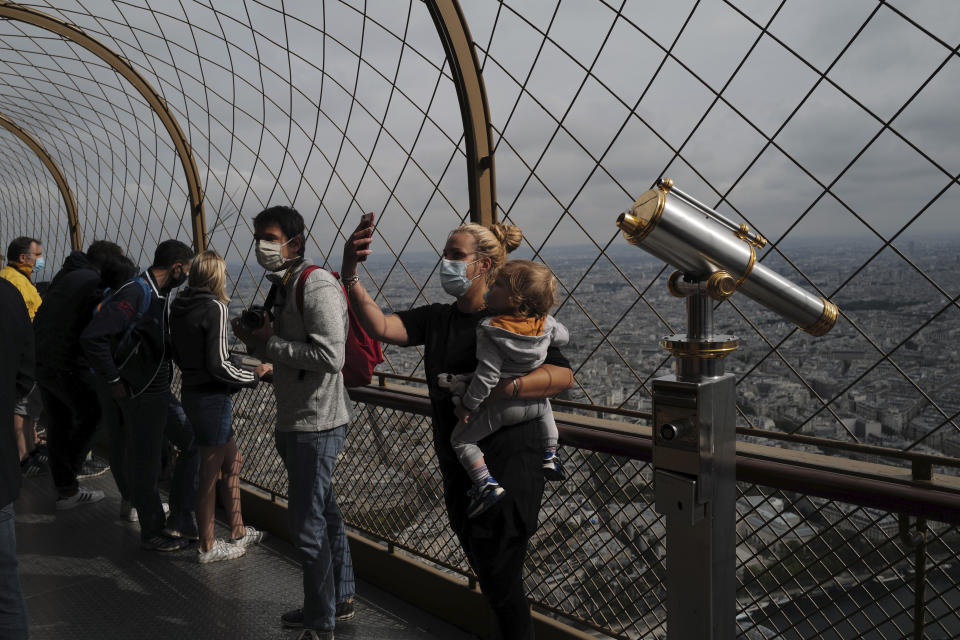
<box><xmin>77</xmin><ymin>452</ymin><xmax>111</xmax><ymax>479</ymax></box>
<box><xmin>141</xmin><ymin>535</ymin><xmax>190</xmax><ymax>552</ymax></box>
<box><xmin>162</xmin><ymin>526</ymin><xmax>200</xmax><ymax>542</ymax></box>
<box><xmin>31</xmin><ymin>445</ymin><xmax>49</xmax><ymax>465</ymax></box>
<box><xmin>335</xmin><ymin>600</ymin><xmax>355</xmax><ymax>622</ymax></box>
<box><xmin>20</xmin><ymin>454</ymin><xmax>46</xmax><ymax>478</ymax></box>
<box><xmin>467</xmin><ymin>478</ymin><xmax>505</xmax><ymax>518</ymax></box>
<box><xmin>542</xmin><ymin>452</ymin><xmax>565</xmax><ymax>481</ymax></box>
<box><xmin>281</xmin><ymin>608</ymin><xmax>304</xmax><ymax>629</ymax></box>
<box><xmin>282</xmin><ymin>603</ymin><xmax>354</xmax><ymax>627</ymax></box>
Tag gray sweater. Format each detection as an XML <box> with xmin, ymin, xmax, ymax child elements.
<box><xmin>261</xmin><ymin>259</ymin><xmax>352</xmax><ymax>432</ymax></box>
<box><xmin>461</xmin><ymin>314</ymin><xmax>569</xmax><ymax>412</ymax></box>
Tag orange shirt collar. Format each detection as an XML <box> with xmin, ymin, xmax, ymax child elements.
<box><xmin>488</xmin><ymin>314</ymin><xmax>546</xmax><ymax>336</ymax></box>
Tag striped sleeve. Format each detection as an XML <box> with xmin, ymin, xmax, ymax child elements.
<box><xmin>203</xmin><ymin>300</ymin><xmax>258</xmax><ymax>388</ymax></box>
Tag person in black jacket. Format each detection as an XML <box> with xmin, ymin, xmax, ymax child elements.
<box><xmin>0</xmin><ymin>278</ymin><xmax>34</xmax><ymax>639</ymax></box>
<box><xmin>33</xmin><ymin>240</ymin><xmax>123</xmax><ymax>509</ymax></box>
<box><xmin>170</xmin><ymin>249</ymin><xmax>270</xmax><ymax>563</ymax></box>
<box><xmin>80</xmin><ymin>239</ymin><xmax>197</xmax><ymax>552</ymax></box>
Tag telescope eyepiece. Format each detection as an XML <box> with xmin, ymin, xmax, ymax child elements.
<box><xmin>618</xmin><ymin>187</ymin><xmax>667</xmax><ymax>247</ymax></box>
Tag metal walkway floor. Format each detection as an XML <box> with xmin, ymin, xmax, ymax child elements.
<box><xmin>15</xmin><ymin>469</ymin><xmax>475</xmax><ymax>640</ymax></box>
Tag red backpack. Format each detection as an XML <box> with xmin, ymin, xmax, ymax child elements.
<box><xmin>295</xmin><ymin>265</ymin><xmax>383</xmax><ymax>387</ymax></box>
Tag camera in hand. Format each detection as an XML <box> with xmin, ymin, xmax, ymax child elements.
<box><xmin>239</xmin><ymin>305</ymin><xmax>269</xmax><ymax>330</ymax></box>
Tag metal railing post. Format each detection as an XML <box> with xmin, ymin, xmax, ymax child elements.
<box><xmin>911</xmin><ymin>459</ymin><xmax>932</xmax><ymax>640</ymax></box>
<box><xmin>424</xmin><ymin>0</ymin><xmax>496</xmax><ymax>226</ymax></box>
<box><xmin>652</xmin><ymin>279</ymin><xmax>737</xmax><ymax>640</ymax></box>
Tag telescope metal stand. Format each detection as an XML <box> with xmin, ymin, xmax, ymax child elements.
<box><xmin>653</xmin><ymin>275</ymin><xmax>737</xmax><ymax>640</ymax></box>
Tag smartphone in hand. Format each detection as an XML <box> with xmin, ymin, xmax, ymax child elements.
<box><xmin>359</xmin><ymin>212</ymin><xmax>374</xmax><ymax>261</ymax></box>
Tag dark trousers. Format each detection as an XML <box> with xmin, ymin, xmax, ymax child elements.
<box><xmin>459</xmin><ymin>529</ymin><xmax>534</xmax><ymax>639</ymax></box>
<box><xmin>164</xmin><ymin>395</ymin><xmax>199</xmax><ymax>537</ymax></box>
<box><xmin>109</xmin><ymin>389</ymin><xmax>198</xmax><ymax>540</ymax></box>
<box><xmin>96</xmin><ymin>380</ymin><xmax>132</xmax><ymax>502</ymax></box>
<box><xmin>37</xmin><ymin>368</ymin><xmax>102</xmax><ymax>492</ymax></box>
<box><xmin>438</xmin><ymin>418</ymin><xmax>545</xmax><ymax>640</ymax></box>
<box><xmin>0</xmin><ymin>503</ymin><xmax>27</xmax><ymax>639</ymax></box>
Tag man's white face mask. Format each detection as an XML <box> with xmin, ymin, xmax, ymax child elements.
<box><xmin>255</xmin><ymin>237</ymin><xmax>296</xmax><ymax>272</ymax></box>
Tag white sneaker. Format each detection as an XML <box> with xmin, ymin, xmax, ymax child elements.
<box><xmin>120</xmin><ymin>500</ymin><xmax>138</xmax><ymax>522</ymax></box>
<box><xmin>56</xmin><ymin>487</ymin><xmax>105</xmax><ymax>510</ymax></box>
<box><xmin>231</xmin><ymin>526</ymin><xmax>265</xmax><ymax>548</ymax></box>
<box><xmin>197</xmin><ymin>539</ymin><xmax>246</xmax><ymax>564</ymax></box>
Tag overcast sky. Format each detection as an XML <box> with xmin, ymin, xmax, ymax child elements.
<box><xmin>0</xmin><ymin>0</ymin><xmax>957</xmax><ymax>276</ymax></box>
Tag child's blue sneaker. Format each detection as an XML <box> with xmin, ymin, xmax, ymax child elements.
<box><xmin>543</xmin><ymin>451</ymin><xmax>565</xmax><ymax>481</ymax></box>
<box><xmin>467</xmin><ymin>477</ymin><xmax>505</xmax><ymax>518</ymax></box>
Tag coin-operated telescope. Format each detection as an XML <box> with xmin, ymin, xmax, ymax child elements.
<box><xmin>616</xmin><ymin>178</ymin><xmax>839</xmax><ymax>640</ymax></box>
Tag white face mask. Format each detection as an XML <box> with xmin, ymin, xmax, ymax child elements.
<box><xmin>439</xmin><ymin>258</ymin><xmax>482</xmax><ymax>298</ymax></box>
<box><xmin>255</xmin><ymin>237</ymin><xmax>296</xmax><ymax>272</ymax></box>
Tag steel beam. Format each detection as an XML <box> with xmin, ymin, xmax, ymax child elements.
<box><xmin>0</xmin><ymin>112</ymin><xmax>81</xmax><ymax>250</ymax></box>
<box><xmin>425</xmin><ymin>0</ymin><xmax>497</xmax><ymax>226</ymax></box>
<box><xmin>0</xmin><ymin>1</ymin><xmax>206</xmax><ymax>251</ymax></box>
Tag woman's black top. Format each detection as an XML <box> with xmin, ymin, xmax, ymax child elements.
<box><xmin>169</xmin><ymin>286</ymin><xmax>259</xmax><ymax>394</ymax></box>
<box><xmin>397</xmin><ymin>302</ymin><xmax>571</xmax><ymax>539</ymax></box>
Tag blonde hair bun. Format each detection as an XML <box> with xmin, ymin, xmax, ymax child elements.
<box><xmin>490</xmin><ymin>223</ymin><xmax>523</xmax><ymax>254</ymax></box>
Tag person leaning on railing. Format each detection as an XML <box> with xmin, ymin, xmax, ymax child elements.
<box><xmin>341</xmin><ymin>218</ymin><xmax>575</xmax><ymax>640</ymax></box>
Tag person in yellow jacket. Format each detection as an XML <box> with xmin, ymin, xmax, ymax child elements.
<box><xmin>1</xmin><ymin>236</ymin><xmax>45</xmax><ymax>472</ymax></box>
<box><xmin>0</xmin><ymin>236</ymin><xmax>44</xmax><ymax>320</ymax></box>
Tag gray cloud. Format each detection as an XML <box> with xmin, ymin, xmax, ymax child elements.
<box><xmin>0</xmin><ymin>0</ymin><xmax>956</xmax><ymax>280</ymax></box>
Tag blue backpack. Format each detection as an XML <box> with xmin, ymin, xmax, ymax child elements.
<box><xmin>95</xmin><ymin>275</ymin><xmax>152</xmax><ymax>346</ymax></box>
<box><xmin>95</xmin><ymin>275</ymin><xmax>163</xmax><ymax>396</ymax></box>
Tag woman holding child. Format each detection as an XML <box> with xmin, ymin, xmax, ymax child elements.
<box><xmin>341</xmin><ymin>220</ymin><xmax>573</xmax><ymax>640</ymax></box>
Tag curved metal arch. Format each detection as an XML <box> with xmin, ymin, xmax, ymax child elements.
<box><xmin>0</xmin><ymin>112</ymin><xmax>81</xmax><ymax>250</ymax></box>
<box><xmin>0</xmin><ymin>1</ymin><xmax>206</xmax><ymax>251</ymax></box>
<box><xmin>426</xmin><ymin>0</ymin><xmax>497</xmax><ymax>227</ymax></box>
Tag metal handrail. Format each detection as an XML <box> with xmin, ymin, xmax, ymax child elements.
<box><xmin>367</xmin><ymin>370</ymin><xmax>960</xmax><ymax>471</ymax></box>
<box><xmin>349</xmin><ymin>382</ymin><xmax>960</xmax><ymax>525</ymax></box>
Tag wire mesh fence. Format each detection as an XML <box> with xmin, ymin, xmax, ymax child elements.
<box><xmin>231</xmin><ymin>383</ymin><xmax>960</xmax><ymax>638</ymax></box>
<box><xmin>0</xmin><ymin>0</ymin><xmax>955</xmax><ymax>459</ymax></box>
<box><xmin>2</xmin><ymin>1</ymin><xmax>959</xmax><ymax>636</ymax></box>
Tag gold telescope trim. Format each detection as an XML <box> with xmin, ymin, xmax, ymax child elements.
<box><xmin>801</xmin><ymin>298</ymin><xmax>839</xmax><ymax>337</ymax></box>
<box><xmin>662</xmin><ymin>337</ymin><xmax>739</xmax><ymax>359</ymax></box>
<box><xmin>705</xmin><ymin>245</ymin><xmax>755</xmax><ymax>301</ymax></box>
<box><xmin>617</xmin><ymin>183</ymin><xmax>669</xmax><ymax>246</ymax></box>
<box><xmin>736</xmin><ymin>223</ymin><xmax>767</xmax><ymax>249</ymax></box>
<box><xmin>706</xmin><ymin>271</ymin><xmax>737</xmax><ymax>300</ymax></box>
<box><xmin>735</xmin><ymin>244</ymin><xmax>757</xmax><ymax>290</ymax></box>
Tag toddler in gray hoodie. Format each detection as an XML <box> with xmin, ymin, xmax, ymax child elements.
<box><xmin>439</xmin><ymin>259</ymin><xmax>569</xmax><ymax>518</ymax></box>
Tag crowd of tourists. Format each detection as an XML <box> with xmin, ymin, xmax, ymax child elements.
<box><xmin>0</xmin><ymin>205</ymin><xmax>574</xmax><ymax>640</ymax></box>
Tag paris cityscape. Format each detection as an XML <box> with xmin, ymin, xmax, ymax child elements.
<box><xmin>226</xmin><ymin>232</ymin><xmax>960</xmax><ymax>637</ymax></box>
<box><xmin>227</xmin><ymin>231</ymin><xmax>960</xmax><ymax>466</ymax></box>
